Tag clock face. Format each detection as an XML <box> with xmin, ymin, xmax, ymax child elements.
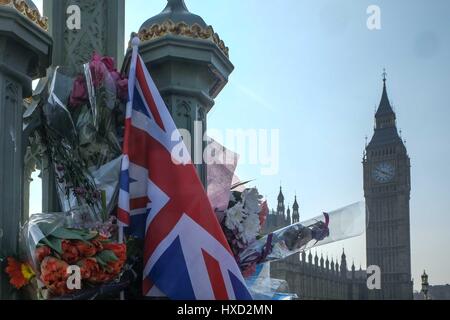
<box><xmin>372</xmin><ymin>162</ymin><xmax>395</xmax><ymax>183</ymax></box>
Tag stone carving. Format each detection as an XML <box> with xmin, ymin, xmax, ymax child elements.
<box><xmin>138</xmin><ymin>20</ymin><xmax>229</xmax><ymax>58</ymax></box>
<box><xmin>63</xmin><ymin>0</ymin><xmax>107</xmax><ymax>68</ymax></box>
<box><xmin>5</xmin><ymin>80</ymin><xmax>18</xmax><ymax>105</ymax></box>
<box><xmin>175</xmin><ymin>100</ymin><xmax>192</xmax><ymax>132</ymax></box>
<box><xmin>0</xmin><ymin>0</ymin><xmax>49</xmax><ymax>30</ymax></box>
<box><xmin>197</xmin><ymin>107</ymin><xmax>205</xmax><ymax>123</ymax></box>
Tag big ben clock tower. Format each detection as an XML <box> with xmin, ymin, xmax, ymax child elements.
<box><xmin>363</xmin><ymin>73</ymin><xmax>413</xmax><ymax>300</ymax></box>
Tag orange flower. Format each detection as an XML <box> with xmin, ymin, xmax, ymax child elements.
<box><xmin>40</xmin><ymin>257</ymin><xmax>71</xmax><ymax>296</ymax></box>
<box><xmin>35</xmin><ymin>246</ymin><xmax>52</xmax><ymax>263</ymax></box>
<box><xmin>5</xmin><ymin>257</ymin><xmax>35</xmax><ymax>289</ymax></box>
<box><xmin>91</xmin><ymin>239</ymin><xmax>104</xmax><ymax>252</ymax></box>
<box><xmin>74</xmin><ymin>241</ymin><xmax>97</xmax><ymax>258</ymax></box>
<box><xmin>48</xmin><ymin>281</ymin><xmax>73</xmax><ymax>297</ymax></box>
<box><xmin>108</xmin><ymin>260</ymin><xmax>125</xmax><ymax>276</ymax></box>
<box><xmin>61</xmin><ymin>240</ymin><xmax>80</xmax><ymax>264</ymax></box>
<box><xmin>102</xmin><ymin>243</ymin><xmax>127</xmax><ymax>262</ymax></box>
<box><xmin>86</xmin><ymin>243</ymin><xmax>127</xmax><ymax>284</ymax></box>
<box><xmin>77</xmin><ymin>258</ymin><xmax>99</xmax><ymax>279</ymax></box>
<box><xmin>88</xmin><ymin>267</ymin><xmax>115</xmax><ymax>284</ymax></box>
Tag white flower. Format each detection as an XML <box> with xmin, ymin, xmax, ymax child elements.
<box><xmin>241</xmin><ymin>213</ymin><xmax>261</xmax><ymax>244</ymax></box>
<box><xmin>225</xmin><ymin>203</ymin><xmax>245</xmax><ymax>232</ymax></box>
<box><xmin>242</xmin><ymin>188</ymin><xmax>262</xmax><ymax>215</ymax></box>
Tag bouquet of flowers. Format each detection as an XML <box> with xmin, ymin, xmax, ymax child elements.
<box><xmin>42</xmin><ymin>53</ymin><xmax>127</xmax><ymax>216</ymax></box>
<box><xmin>8</xmin><ymin>210</ymin><xmax>127</xmax><ymax>298</ymax></box>
<box><xmin>219</xmin><ymin>187</ymin><xmax>268</xmax><ymax>276</ymax></box>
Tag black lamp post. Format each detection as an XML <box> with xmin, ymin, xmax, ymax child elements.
<box><xmin>421</xmin><ymin>270</ymin><xmax>429</xmax><ymax>300</ymax></box>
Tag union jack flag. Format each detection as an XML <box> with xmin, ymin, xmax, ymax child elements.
<box><xmin>118</xmin><ymin>39</ymin><xmax>252</xmax><ymax>300</ymax></box>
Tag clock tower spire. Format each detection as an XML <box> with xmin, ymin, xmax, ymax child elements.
<box><xmin>363</xmin><ymin>73</ymin><xmax>413</xmax><ymax>300</ymax></box>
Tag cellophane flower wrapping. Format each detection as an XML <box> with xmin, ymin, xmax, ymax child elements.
<box><xmin>21</xmin><ymin>209</ymin><xmax>126</xmax><ymax>298</ymax></box>
<box><xmin>239</xmin><ymin>201</ymin><xmax>366</xmax><ymax>270</ymax></box>
<box><xmin>245</xmin><ymin>263</ymin><xmax>297</xmax><ymax>300</ymax></box>
<box><xmin>43</xmin><ymin>53</ymin><xmax>127</xmax><ymax>217</ymax></box>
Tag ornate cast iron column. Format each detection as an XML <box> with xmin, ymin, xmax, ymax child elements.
<box><xmin>0</xmin><ymin>0</ymin><xmax>52</xmax><ymax>299</ymax></box>
<box><xmin>125</xmin><ymin>0</ymin><xmax>234</xmax><ymax>187</ymax></box>
<box><xmin>44</xmin><ymin>0</ymin><xmax>125</xmax><ymax>73</ymax></box>
<box><xmin>40</xmin><ymin>0</ymin><xmax>125</xmax><ymax>212</ymax></box>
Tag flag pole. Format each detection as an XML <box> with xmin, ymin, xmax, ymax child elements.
<box><xmin>118</xmin><ymin>34</ymin><xmax>141</xmax><ymax>301</ymax></box>
<box><xmin>119</xmin><ymin>33</ymin><xmax>140</xmax><ymax>245</ymax></box>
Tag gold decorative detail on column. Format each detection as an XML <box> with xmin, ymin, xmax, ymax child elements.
<box><xmin>23</xmin><ymin>96</ymin><xmax>32</xmax><ymax>104</ymax></box>
<box><xmin>0</xmin><ymin>0</ymin><xmax>49</xmax><ymax>31</ymax></box>
<box><xmin>138</xmin><ymin>20</ymin><xmax>229</xmax><ymax>58</ymax></box>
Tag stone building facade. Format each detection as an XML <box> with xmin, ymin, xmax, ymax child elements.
<box><xmin>271</xmin><ymin>251</ymin><xmax>368</xmax><ymax>300</ymax></box>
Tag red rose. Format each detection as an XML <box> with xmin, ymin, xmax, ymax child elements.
<box><xmin>69</xmin><ymin>75</ymin><xmax>88</xmax><ymax>107</ymax></box>
<box><xmin>61</xmin><ymin>240</ymin><xmax>80</xmax><ymax>264</ymax></box>
<box><xmin>35</xmin><ymin>246</ymin><xmax>51</xmax><ymax>263</ymax></box>
<box><xmin>73</xmin><ymin>241</ymin><xmax>97</xmax><ymax>258</ymax></box>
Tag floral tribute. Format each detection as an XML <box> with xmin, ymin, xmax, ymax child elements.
<box><xmin>3</xmin><ymin>53</ymin><xmax>130</xmax><ymax>300</ymax></box>
<box><xmin>219</xmin><ymin>185</ymin><xmax>332</xmax><ymax>279</ymax></box>
<box><xmin>4</xmin><ymin>212</ymin><xmax>126</xmax><ymax>298</ymax></box>
<box><xmin>220</xmin><ymin>188</ymin><xmax>267</xmax><ymax>276</ymax></box>
<box><xmin>42</xmin><ymin>53</ymin><xmax>127</xmax><ymax>216</ymax></box>
<box><xmin>37</xmin><ymin>238</ymin><xmax>126</xmax><ymax>296</ymax></box>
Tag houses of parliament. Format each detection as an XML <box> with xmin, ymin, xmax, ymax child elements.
<box><xmin>264</xmin><ymin>75</ymin><xmax>413</xmax><ymax>300</ymax></box>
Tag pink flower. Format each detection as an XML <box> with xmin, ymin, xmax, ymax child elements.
<box><xmin>110</xmin><ymin>70</ymin><xmax>121</xmax><ymax>83</ymax></box>
<box><xmin>69</xmin><ymin>75</ymin><xmax>88</xmax><ymax>107</ymax></box>
<box><xmin>117</xmin><ymin>78</ymin><xmax>128</xmax><ymax>102</ymax></box>
<box><xmin>101</xmin><ymin>56</ymin><xmax>116</xmax><ymax>72</ymax></box>
<box><xmin>89</xmin><ymin>52</ymin><xmax>107</xmax><ymax>88</ymax></box>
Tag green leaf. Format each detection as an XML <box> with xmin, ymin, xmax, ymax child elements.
<box><xmin>96</xmin><ymin>250</ymin><xmax>118</xmax><ymax>264</ymax></box>
<box><xmin>39</xmin><ymin>237</ymin><xmax>63</xmax><ymax>254</ymax></box>
<box><xmin>95</xmin><ymin>255</ymin><xmax>108</xmax><ymax>268</ymax></box>
<box><xmin>48</xmin><ymin>228</ymin><xmax>98</xmax><ymax>241</ymax></box>
<box><xmin>36</xmin><ymin>222</ymin><xmax>61</xmax><ymax>237</ymax></box>
<box><xmin>67</xmin><ymin>229</ymin><xmax>98</xmax><ymax>240</ymax></box>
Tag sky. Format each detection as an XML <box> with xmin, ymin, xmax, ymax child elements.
<box><xmin>31</xmin><ymin>0</ymin><xmax>450</xmax><ymax>291</ymax></box>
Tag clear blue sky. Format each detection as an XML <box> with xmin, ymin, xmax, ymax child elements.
<box><xmin>32</xmin><ymin>0</ymin><xmax>450</xmax><ymax>290</ymax></box>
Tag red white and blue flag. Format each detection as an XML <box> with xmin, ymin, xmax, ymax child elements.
<box><xmin>118</xmin><ymin>39</ymin><xmax>252</xmax><ymax>300</ymax></box>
